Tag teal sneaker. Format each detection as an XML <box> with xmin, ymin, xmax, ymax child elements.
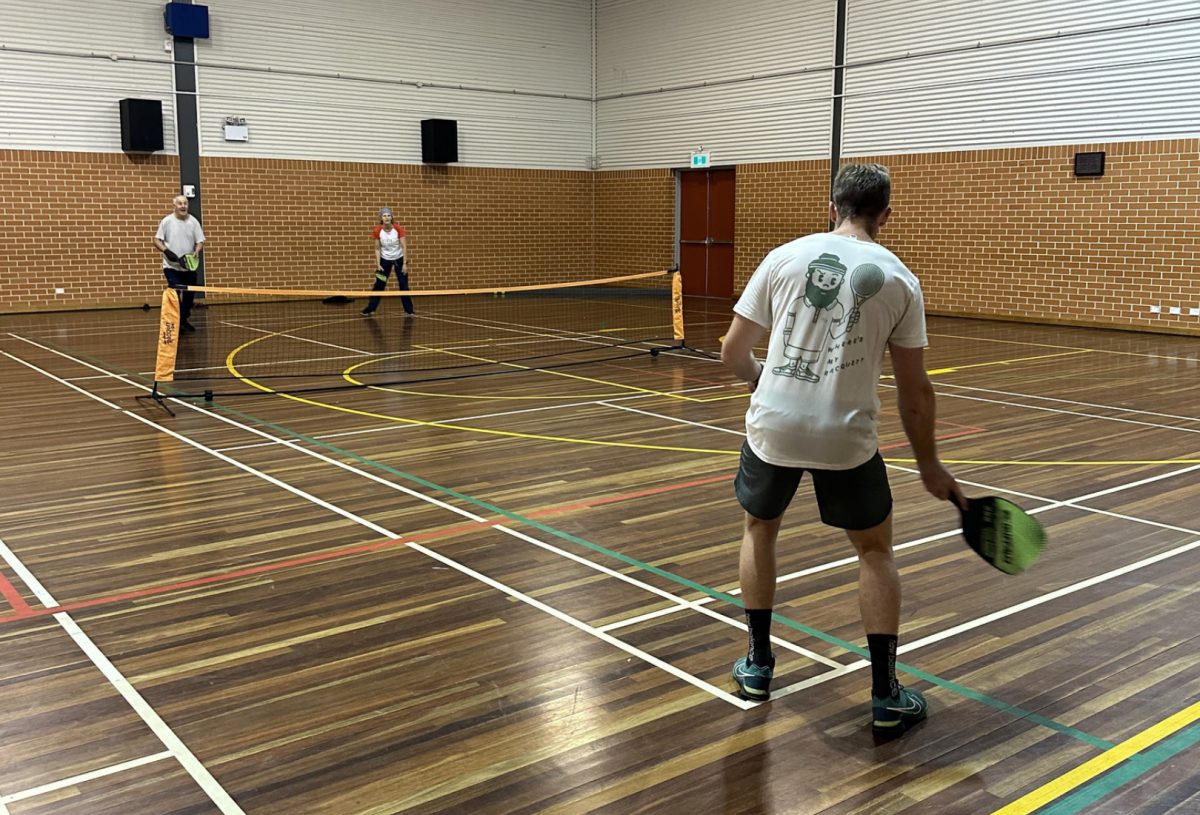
<box><xmin>732</xmin><ymin>655</ymin><xmax>775</xmax><ymax>701</ymax></box>
<box><xmin>872</xmin><ymin>685</ymin><xmax>928</xmax><ymax>734</ymax></box>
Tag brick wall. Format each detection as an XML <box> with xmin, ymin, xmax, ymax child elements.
<box><xmin>594</xmin><ymin>169</ymin><xmax>675</xmax><ymax>280</ymax></box>
<box><xmin>848</xmin><ymin>139</ymin><xmax>1200</xmax><ymax>335</ymax></box>
<box><xmin>200</xmin><ymin>158</ymin><xmax>593</xmax><ymax>293</ymax></box>
<box><xmin>0</xmin><ymin>150</ymin><xmax>179</xmax><ymax>311</ymax></box>
<box><xmin>0</xmin><ymin>153</ymin><xmax>594</xmax><ymax>311</ymax></box>
<box><xmin>734</xmin><ymin>160</ymin><xmax>830</xmax><ymax>290</ymax></box>
<box><xmin>3</xmin><ymin>141</ymin><xmax>1197</xmax><ymax>334</ymax></box>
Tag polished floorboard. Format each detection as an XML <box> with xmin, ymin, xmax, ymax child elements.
<box><xmin>0</xmin><ymin>296</ymin><xmax>1197</xmax><ymax>814</ymax></box>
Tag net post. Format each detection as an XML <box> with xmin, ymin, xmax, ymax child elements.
<box><xmin>136</xmin><ymin>287</ymin><xmax>182</xmax><ymax>415</ymax></box>
<box><xmin>135</xmin><ymin>382</ymin><xmax>175</xmax><ymax>417</ymax></box>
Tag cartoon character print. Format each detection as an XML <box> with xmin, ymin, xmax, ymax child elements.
<box><xmin>772</xmin><ymin>255</ymin><xmax>882</xmax><ymax>383</ymax></box>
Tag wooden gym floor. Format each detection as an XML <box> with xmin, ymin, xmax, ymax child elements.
<box><xmin>0</xmin><ymin>295</ymin><xmax>1197</xmax><ymax>814</ymax></box>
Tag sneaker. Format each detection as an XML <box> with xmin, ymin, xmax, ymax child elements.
<box><xmin>361</xmin><ymin>308</ymin><xmax>374</xmax><ymax>316</ymax></box>
<box><xmin>872</xmin><ymin>686</ymin><xmax>928</xmax><ymax>734</ymax></box>
<box><xmin>732</xmin><ymin>654</ymin><xmax>775</xmax><ymax>701</ymax></box>
<box><xmin>181</xmin><ymin>320</ymin><xmax>196</xmax><ymax>332</ymax></box>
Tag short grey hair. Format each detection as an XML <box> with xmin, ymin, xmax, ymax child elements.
<box><xmin>832</xmin><ymin>163</ymin><xmax>891</xmax><ymax>222</ymax></box>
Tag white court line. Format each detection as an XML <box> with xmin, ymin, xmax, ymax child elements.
<box><xmin>880</xmin><ymin>382</ymin><xmax>1200</xmax><ymax>435</ymax></box>
<box><xmin>927</xmin><ymin>331</ymin><xmax>1200</xmax><ymax>362</ymax></box>
<box><xmin>586</xmin><ymin>408</ymin><xmax>1200</xmax><ymax>629</ymax></box>
<box><xmin>416</xmin><ymin>310</ymin><xmax>674</xmax><ymax>355</ymax></box>
<box><xmin>600</xmin><ymin>401</ymin><xmax>747</xmax><ymax>436</ymax></box>
<box><xmin>410</xmin><ymin>541</ymin><xmax>751</xmax><ymax>709</ymax></box>
<box><xmin>218</xmin><ymin>320</ymin><xmax>371</xmax><ymax>356</ymax></box>
<box><xmin>7</xmin><ymin>339</ymin><xmax>833</xmax><ymax>671</ymax></box>
<box><xmin>2</xmin><ymin>342</ymin><xmax>758</xmax><ymax>709</ymax></box>
<box><xmin>768</xmin><ymin>536</ymin><xmax>1200</xmax><ymax>703</ymax></box>
<box><xmin>17</xmin><ymin>333</ymin><xmax>1200</xmax><ymax>711</ymax></box>
<box><xmin>495</xmin><ymin>524</ymin><xmax>840</xmax><ymax>668</ymax></box>
<box><xmin>899</xmin><ymin>538</ymin><xmax>1200</xmax><ymax>654</ymax></box>
<box><xmin>209</xmin><ymin>384</ymin><xmax>732</xmax><ymax>453</ymax></box>
<box><xmin>0</xmin><ymin>751</ymin><xmax>173</xmax><ymax>805</ymax></box>
<box><xmin>62</xmin><ymin>332</ymin><xmax>610</xmax><ymax>381</ymax></box>
<box><xmin>929</xmin><ymin>381</ymin><xmax>1200</xmax><ymax>424</ymax></box>
<box><xmin>598</xmin><ymin>604</ymin><xmax>688</xmax><ymax>632</ymax></box>
<box><xmin>0</xmin><ymin>538</ymin><xmax>244</xmax><ymax>815</ymax></box>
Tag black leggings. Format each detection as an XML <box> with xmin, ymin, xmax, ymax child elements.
<box><xmin>364</xmin><ymin>257</ymin><xmax>413</xmax><ymax>314</ymax></box>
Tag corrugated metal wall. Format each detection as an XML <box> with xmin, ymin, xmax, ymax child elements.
<box><xmin>594</xmin><ymin>0</ymin><xmax>835</xmax><ymax>169</ymax></box>
<box><xmin>195</xmin><ymin>0</ymin><xmax>593</xmax><ymax>167</ymax></box>
<box><xmin>0</xmin><ymin>0</ymin><xmax>176</xmax><ymax>152</ymax></box>
<box><xmin>843</xmin><ymin>1</ymin><xmax>1200</xmax><ymax>155</ymax></box>
<box><xmin>3</xmin><ymin>0</ymin><xmax>1197</xmax><ymax>164</ymax></box>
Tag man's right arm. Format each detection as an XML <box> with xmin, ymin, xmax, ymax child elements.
<box><xmin>889</xmin><ymin>342</ymin><xmax>964</xmax><ymax>506</ymax></box>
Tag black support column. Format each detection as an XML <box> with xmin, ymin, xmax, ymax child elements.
<box><xmin>171</xmin><ymin>1</ymin><xmax>204</xmax><ymax>284</ymax></box>
<box><xmin>830</xmin><ymin>0</ymin><xmax>848</xmax><ymax>217</ymax></box>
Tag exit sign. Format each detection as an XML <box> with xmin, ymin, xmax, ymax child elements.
<box><xmin>690</xmin><ymin>151</ymin><xmax>710</xmax><ymax>169</ymax></box>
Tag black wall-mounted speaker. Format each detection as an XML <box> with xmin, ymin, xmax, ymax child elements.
<box><xmin>119</xmin><ymin>99</ymin><xmax>164</xmax><ymax>153</ymax></box>
<box><xmin>421</xmin><ymin>119</ymin><xmax>458</xmax><ymax>164</ymax></box>
<box><xmin>1074</xmin><ymin>151</ymin><xmax>1105</xmax><ymax>177</ymax></box>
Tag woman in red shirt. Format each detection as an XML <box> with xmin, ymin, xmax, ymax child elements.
<box><xmin>362</xmin><ymin>207</ymin><xmax>414</xmax><ymax>315</ymax></box>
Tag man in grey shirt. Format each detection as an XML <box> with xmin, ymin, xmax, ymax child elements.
<box><xmin>153</xmin><ymin>195</ymin><xmax>206</xmax><ymax>331</ymax></box>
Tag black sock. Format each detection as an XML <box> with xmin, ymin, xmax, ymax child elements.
<box><xmin>745</xmin><ymin>609</ymin><xmax>773</xmax><ymax>666</ymax></box>
<box><xmin>867</xmin><ymin>634</ymin><xmax>899</xmax><ymax>698</ymax></box>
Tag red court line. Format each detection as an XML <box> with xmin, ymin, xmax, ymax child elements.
<box><xmin>0</xmin><ymin>570</ymin><xmax>33</xmax><ymax>617</ymax></box>
<box><xmin>0</xmin><ymin>421</ymin><xmax>982</xmax><ymax>626</ymax></box>
<box><xmin>0</xmin><ymin>520</ymin><xmax>484</xmax><ymax>625</ymax></box>
<box><xmin>526</xmin><ymin>473</ymin><xmax>733</xmax><ymax>516</ymax></box>
<box><xmin>879</xmin><ymin>427</ymin><xmax>987</xmax><ymax>452</ymax></box>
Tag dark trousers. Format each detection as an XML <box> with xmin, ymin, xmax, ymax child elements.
<box><xmin>162</xmin><ymin>266</ymin><xmax>197</xmax><ymax>323</ymax></box>
<box><xmin>364</xmin><ymin>257</ymin><xmax>413</xmax><ymax>314</ymax></box>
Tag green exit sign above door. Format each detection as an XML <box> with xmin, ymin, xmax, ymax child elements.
<box><xmin>690</xmin><ymin>151</ymin><xmax>710</xmax><ymax>168</ymax></box>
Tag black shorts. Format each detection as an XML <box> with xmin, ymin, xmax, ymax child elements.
<box><xmin>734</xmin><ymin>442</ymin><xmax>892</xmax><ymax>530</ymax></box>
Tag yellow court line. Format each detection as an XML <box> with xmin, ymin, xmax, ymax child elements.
<box><xmin>990</xmin><ymin>700</ymin><xmax>1200</xmax><ymax>815</ymax></box>
<box><xmin>932</xmin><ymin>349</ymin><xmax>1096</xmax><ymax>373</ymax></box>
<box><xmin>402</xmin><ymin>343</ymin><xmax>705</xmax><ymax>402</ymax></box>
<box><xmin>926</xmin><ymin>458</ymin><xmax>1200</xmax><ymax>466</ymax></box>
<box><xmin>342</xmin><ymin>355</ymin><xmax>633</xmax><ymax>400</ymax></box>
<box><xmin>930</xmin><ymin>332</ymin><xmax>1200</xmax><ymax>363</ymax></box>
<box><xmin>884</xmin><ymin>349</ymin><xmax>1098</xmax><ymax>380</ymax></box>
<box><xmin>225</xmin><ymin>336</ymin><xmax>733</xmax><ymax>454</ymax></box>
<box><xmin>224</xmin><ymin>329</ymin><xmax>1200</xmax><ymax>464</ymax></box>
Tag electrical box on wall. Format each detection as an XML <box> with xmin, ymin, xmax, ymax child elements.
<box><xmin>223</xmin><ymin>117</ymin><xmax>248</xmax><ymax>141</ymax></box>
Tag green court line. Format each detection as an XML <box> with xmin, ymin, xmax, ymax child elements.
<box><xmin>1038</xmin><ymin>722</ymin><xmax>1200</xmax><ymax>815</ymax></box>
<box><xmin>25</xmin><ymin>339</ymin><xmax>1111</xmax><ymax>750</ymax></box>
<box><xmin>195</xmin><ymin>398</ymin><xmax>1112</xmax><ymax>751</ymax></box>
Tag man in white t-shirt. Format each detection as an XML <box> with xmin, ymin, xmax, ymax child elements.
<box><xmin>153</xmin><ymin>195</ymin><xmax>206</xmax><ymax>331</ymax></box>
<box><xmin>721</xmin><ymin>163</ymin><xmax>963</xmax><ymax>735</ymax></box>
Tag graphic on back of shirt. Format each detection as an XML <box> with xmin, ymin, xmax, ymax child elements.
<box><xmin>771</xmin><ymin>253</ymin><xmax>883</xmax><ymax>383</ymax></box>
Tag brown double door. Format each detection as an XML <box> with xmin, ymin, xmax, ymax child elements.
<box><xmin>679</xmin><ymin>168</ymin><xmax>735</xmax><ymax>298</ymax></box>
